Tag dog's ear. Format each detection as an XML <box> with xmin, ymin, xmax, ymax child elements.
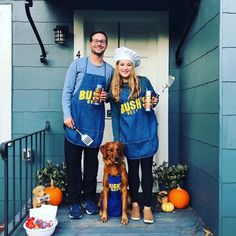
<box><xmin>32</xmin><ymin>188</ymin><xmax>37</xmax><ymax>195</ymax></box>
<box><xmin>33</xmin><ymin>185</ymin><xmax>43</xmax><ymax>195</ymax></box>
<box><xmin>100</xmin><ymin>142</ymin><xmax>109</xmax><ymax>157</ymax></box>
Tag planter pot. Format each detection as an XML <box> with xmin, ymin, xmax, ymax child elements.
<box><xmin>152</xmin><ymin>181</ymin><xmax>159</xmax><ymax>193</ymax></box>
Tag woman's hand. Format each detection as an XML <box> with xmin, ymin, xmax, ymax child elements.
<box><xmin>152</xmin><ymin>95</ymin><xmax>159</xmax><ymax>108</ymax></box>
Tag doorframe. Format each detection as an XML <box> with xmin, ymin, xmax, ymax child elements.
<box><xmin>0</xmin><ymin>4</ymin><xmax>12</xmax><ymax>143</ymax></box>
<box><xmin>73</xmin><ymin>10</ymin><xmax>169</xmax><ymax>167</ymax></box>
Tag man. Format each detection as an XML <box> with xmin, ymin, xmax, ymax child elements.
<box><xmin>62</xmin><ymin>31</ymin><xmax>114</xmax><ymax>219</ymax></box>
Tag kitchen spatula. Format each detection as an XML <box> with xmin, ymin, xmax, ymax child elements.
<box><xmin>73</xmin><ymin>126</ymin><xmax>93</xmax><ymax>146</ymax></box>
<box><xmin>157</xmin><ymin>76</ymin><xmax>175</xmax><ymax>97</ymax></box>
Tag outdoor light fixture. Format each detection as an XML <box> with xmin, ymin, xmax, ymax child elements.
<box><xmin>53</xmin><ymin>25</ymin><xmax>68</xmax><ymax>44</ymax></box>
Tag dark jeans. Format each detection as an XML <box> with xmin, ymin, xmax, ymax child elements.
<box><xmin>127</xmin><ymin>156</ymin><xmax>153</xmax><ymax>207</ymax></box>
<box><xmin>64</xmin><ymin>138</ymin><xmax>99</xmax><ymax>204</ymax></box>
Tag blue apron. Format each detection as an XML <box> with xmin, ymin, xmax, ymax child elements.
<box><xmin>66</xmin><ymin>58</ymin><xmax>107</xmax><ymax>148</ymax></box>
<box><xmin>119</xmin><ymin>86</ymin><xmax>158</xmax><ymax>159</ymax></box>
<box><xmin>101</xmin><ymin>175</ymin><xmax>122</xmax><ymax>217</ymax></box>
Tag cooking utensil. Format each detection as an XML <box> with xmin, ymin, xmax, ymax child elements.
<box><xmin>156</xmin><ymin>76</ymin><xmax>175</xmax><ymax>98</ymax></box>
<box><xmin>73</xmin><ymin>126</ymin><xmax>93</xmax><ymax>146</ymax></box>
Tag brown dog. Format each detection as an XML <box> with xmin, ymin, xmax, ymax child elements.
<box><xmin>99</xmin><ymin>141</ymin><xmax>129</xmax><ymax>224</ymax></box>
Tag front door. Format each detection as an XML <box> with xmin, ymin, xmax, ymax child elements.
<box><xmin>74</xmin><ymin>11</ymin><xmax>169</xmax><ymax>190</ymax></box>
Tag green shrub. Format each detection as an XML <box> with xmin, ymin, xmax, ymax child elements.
<box><xmin>153</xmin><ymin>161</ymin><xmax>188</xmax><ymax>190</ymax></box>
<box><xmin>36</xmin><ymin>160</ymin><xmax>67</xmax><ymax>192</ymax></box>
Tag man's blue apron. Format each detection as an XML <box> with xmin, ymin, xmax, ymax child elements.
<box><xmin>66</xmin><ymin>58</ymin><xmax>107</xmax><ymax>148</ymax></box>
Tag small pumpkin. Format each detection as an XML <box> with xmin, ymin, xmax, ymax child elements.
<box><xmin>159</xmin><ymin>190</ymin><xmax>168</xmax><ymax>195</ymax></box>
<box><xmin>168</xmin><ymin>186</ymin><xmax>190</xmax><ymax>209</ymax></box>
<box><xmin>161</xmin><ymin>196</ymin><xmax>169</xmax><ymax>204</ymax></box>
<box><xmin>161</xmin><ymin>202</ymin><xmax>175</xmax><ymax>212</ymax></box>
<box><xmin>157</xmin><ymin>190</ymin><xmax>168</xmax><ymax>204</ymax></box>
<box><xmin>45</xmin><ymin>179</ymin><xmax>63</xmax><ymax>206</ymax></box>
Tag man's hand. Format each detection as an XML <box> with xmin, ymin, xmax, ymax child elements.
<box><xmin>64</xmin><ymin>117</ymin><xmax>74</xmax><ymax>129</ymax></box>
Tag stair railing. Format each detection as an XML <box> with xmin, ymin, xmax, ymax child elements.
<box><xmin>0</xmin><ymin>121</ymin><xmax>50</xmax><ymax>236</ymax></box>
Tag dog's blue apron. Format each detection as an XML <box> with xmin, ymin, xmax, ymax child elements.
<box><xmin>101</xmin><ymin>175</ymin><xmax>122</xmax><ymax>217</ymax></box>
<box><xmin>119</xmin><ymin>84</ymin><xmax>158</xmax><ymax>159</ymax></box>
<box><xmin>107</xmin><ymin>175</ymin><xmax>122</xmax><ymax>217</ymax></box>
<box><xmin>66</xmin><ymin>58</ymin><xmax>106</xmax><ymax>148</ymax></box>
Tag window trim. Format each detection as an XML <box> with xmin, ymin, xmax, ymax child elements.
<box><xmin>0</xmin><ymin>4</ymin><xmax>12</xmax><ymax>143</ymax></box>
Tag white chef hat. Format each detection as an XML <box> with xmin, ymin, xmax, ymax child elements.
<box><xmin>113</xmin><ymin>47</ymin><xmax>141</xmax><ymax>67</ymax></box>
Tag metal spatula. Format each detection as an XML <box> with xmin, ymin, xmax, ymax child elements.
<box><xmin>73</xmin><ymin>126</ymin><xmax>93</xmax><ymax>146</ymax></box>
<box><xmin>157</xmin><ymin>76</ymin><xmax>175</xmax><ymax>97</ymax></box>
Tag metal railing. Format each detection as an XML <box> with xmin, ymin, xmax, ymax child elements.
<box><xmin>0</xmin><ymin>121</ymin><xmax>50</xmax><ymax>236</ymax></box>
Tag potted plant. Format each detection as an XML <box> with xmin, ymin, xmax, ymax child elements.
<box><xmin>35</xmin><ymin>160</ymin><xmax>67</xmax><ymax>205</ymax></box>
<box><xmin>152</xmin><ymin>161</ymin><xmax>188</xmax><ymax>191</ymax></box>
<box><xmin>36</xmin><ymin>160</ymin><xmax>67</xmax><ymax>191</ymax></box>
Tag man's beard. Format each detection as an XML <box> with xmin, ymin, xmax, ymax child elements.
<box><xmin>92</xmin><ymin>48</ymin><xmax>105</xmax><ymax>56</ymax></box>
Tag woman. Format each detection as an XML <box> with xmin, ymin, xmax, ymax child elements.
<box><xmin>110</xmin><ymin>47</ymin><xmax>159</xmax><ymax>224</ymax></box>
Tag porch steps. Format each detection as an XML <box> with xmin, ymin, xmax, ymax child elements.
<box><xmin>11</xmin><ymin>205</ymin><xmax>206</xmax><ymax>236</ymax></box>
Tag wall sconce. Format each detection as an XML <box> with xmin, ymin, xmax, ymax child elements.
<box><xmin>53</xmin><ymin>25</ymin><xmax>68</xmax><ymax>44</ymax></box>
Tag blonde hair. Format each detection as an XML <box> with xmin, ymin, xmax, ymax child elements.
<box><xmin>110</xmin><ymin>62</ymin><xmax>141</xmax><ymax>101</ymax></box>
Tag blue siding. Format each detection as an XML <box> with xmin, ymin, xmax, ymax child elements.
<box><xmin>179</xmin><ymin>0</ymin><xmax>220</xmax><ymax>235</ymax></box>
<box><xmin>10</xmin><ymin>0</ymin><xmax>73</xmax><ymax>147</ymax></box>
<box><xmin>186</xmin><ymin>164</ymin><xmax>218</xmax><ymax>225</ymax></box>
<box><xmin>222</xmin><ymin>150</ymin><xmax>236</xmax><ymax>183</ymax></box>
<box><xmin>222</xmin><ymin>218</ymin><xmax>236</xmax><ymax>236</ymax></box>
<box><xmin>169</xmin><ymin>40</ymin><xmax>180</xmax><ymax>165</ymax></box>
<box><xmin>0</xmin><ymin>0</ymin><xmax>73</xmax><ymax>223</ymax></box>
<box><xmin>13</xmin><ymin>67</ymin><xmax>67</xmax><ymax>89</ymax></box>
<box><xmin>222</xmin><ymin>83</ymin><xmax>236</xmax><ymax>115</ymax></box>
<box><xmin>182</xmin><ymin>138</ymin><xmax>218</xmax><ymax>178</ymax></box>
<box><xmin>222</xmin><ymin>184</ymin><xmax>236</xmax><ymax>217</ymax></box>
<box><xmin>13</xmin><ymin>112</ymin><xmax>64</xmax><ymax>134</ymax></box>
<box><xmin>13</xmin><ymin>90</ymin><xmax>63</xmax><ymax>111</ymax></box>
<box><xmin>222</xmin><ymin>116</ymin><xmax>236</xmax><ymax>148</ymax></box>
<box><xmin>221</xmin><ymin>0</ymin><xmax>236</xmax><ymax>235</ymax></box>
<box><xmin>222</xmin><ymin>49</ymin><xmax>236</xmax><ymax>81</ymax></box>
<box><xmin>13</xmin><ymin>45</ymin><xmax>72</xmax><ymax>66</ymax></box>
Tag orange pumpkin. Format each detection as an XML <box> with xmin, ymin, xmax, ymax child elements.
<box><xmin>45</xmin><ymin>180</ymin><xmax>63</xmax><ymax>206</ymax></box>
<box><xmin>168</xmin><ymin>186</ymin><xmax>190</xmax><ymax>209</ymax></box>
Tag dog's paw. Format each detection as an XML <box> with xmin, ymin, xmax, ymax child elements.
<box><xmin>121</xmin><ymin>214</ymin><xmax>128</xmax><ymax>225</ymax></box>
<box><xmin>101</xmin><ymin>213</ymin><xmax>108</xmax><ymax>223</ymax></box>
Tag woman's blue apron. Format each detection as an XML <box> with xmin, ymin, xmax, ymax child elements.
<box><xmin>119</xmin><ymin>86</ymin><xmax>158</xmax><ymax>159</ymax></box>
<box><xmin>66</xmin><ymin>58</ymin><xmax>107</xmax><ymax>148</ymax></box>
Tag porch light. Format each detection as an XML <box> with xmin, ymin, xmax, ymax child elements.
<box><xmin>53</xmin><ymin>25</ymin><xmax>68</xmax><ymax>44</ymax></box>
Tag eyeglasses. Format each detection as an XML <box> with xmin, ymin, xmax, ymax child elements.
<box><xmin>91</xmin><ymin>39</ymin><xmax>106</xmax><ymax>45</ymax></box>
